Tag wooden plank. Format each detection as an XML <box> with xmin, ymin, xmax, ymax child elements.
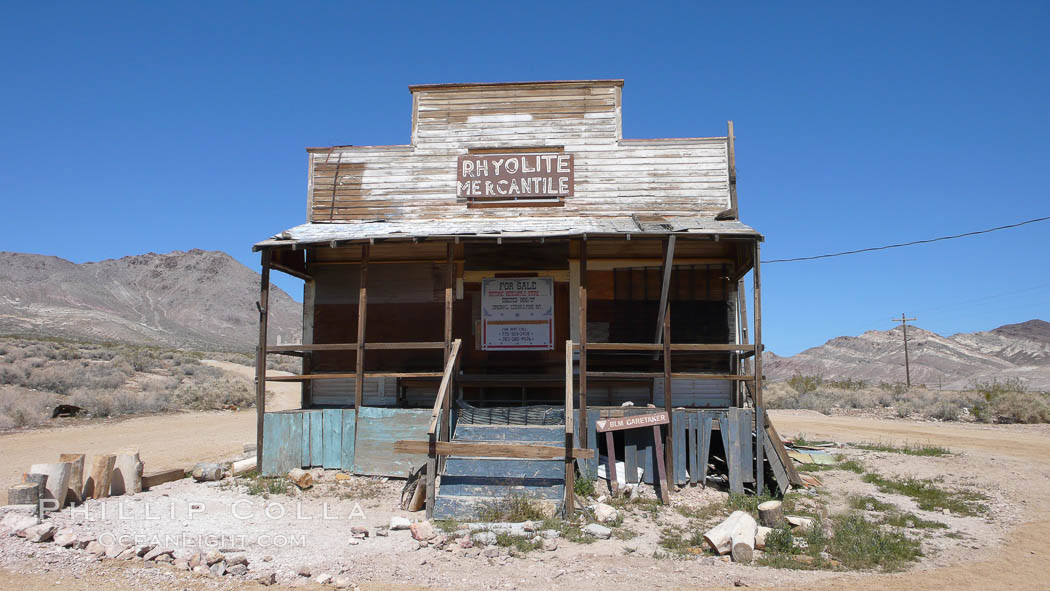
<box><xmin>765</xmin><ymin>419</ymin><xmax>803</xmax><ymax>487</ymax></box>
<box><xmin>309</xmin><ymin>411</ymin><xmax>323</xmax><ymax>467</ymax></box>
<box><xmin>355</xmin><ymin>245</ymin><xmax>369</xmax><ymax>417</ymax></box>
<box><xmin>587</xmin><ymin>371</ymin><xmax>663</xmax><ymax>379</ymax></box>
<box><xmin>605</xmin><ymin>430</ymin><xmax>618</xmax><ymax>494</ymax></box>
<box><xmin>764</xmin><ymin>430</ymin><xmax>790</xmax><ymax>495</ymax></box>
<box><xmin>142</xmin><ymin>469</ymin><xmax>185</xmax><ymax>490</ymax></box>
<box><xmin>300</xmin><ymin>410</ymin><xmax>311</xmax><ymax>467</ymax></box>
<box><xmin>267</xmin><ymin>343</ymin><xmax>357</xmax><ymax>352</ymax></box>
<box><xmin>670</xmin><ymin>373</ymin><xmax>756</xmax><ymax>381</ymax></box>
<box><xmin>394</xmin><ymin>440</ymin><xmax>595</xmax><ymax>460</ymax></box>
<box><xmin>354</xmin><ymin>407</ymin><xmax>432</xmax><ymax>477</ymax></box>
<box><xmin>699</xmin><ymin>412</ymin><xmax>713</xmax><ymax>487</ymax></box>
<box><xmin>624</xmin><ymin>429</ymin><xmax>639</xmax><ymax>485</ymax></box>
<box><xmin>740</xmin><ymin>409</ymin><xmax>755</xmax><ymax>484</ymax></box>
<box><xmin>726</xmin><ymin>409</ymin><xmax>743</xmax><ymax>494</ymax></box>
<box><xmin>453</xmin><ymin>425</ymin><xmax>563</xmax><ymax>443</ymax></box>
<box><xmin>366</xmin><ymin>342</ymin><xmax>445</xmax><ymax>350</ymax></box>
<box><xmin>443</xmin><ymin>457</ymin><xmax>563</xmax><ymax>479</ymax></box>
<box><xmin>654</xmin><ymin>235</ymin><xmax>676</xmax><ymax>346</ymax></box>
<box><xmin>260</xmin><ymin>412</ymin><xmax>302</xmax><ymax>476</ymax></box>
<box><xmin>652</xmin><ymin>424</ymin><xmax>670</xmax><ymax>503</ymax></box>
<box><xmin>672</xmin><ymin>411</ymin><xmax>686</xmax><ymax>485</ymax></box>
<box><xmin>595</xmin><ymin>411</ymin><xmax>669</xmax><ymax>432</ymax></box>
<box><xmin>564</xmin><ymin>339</ymin><xmax>575</xmax><ymax>516</ymax></box>
<box><xmin>663</xmin><ymin>303</ymin><xmax>673</xmax><ymax>484</ymax></box>
<box><xmin>341</xmin><ymin>409</ymin><xmax>356</xmax><ymax>471</ymax></box>
<box><xmin>669</xmin><ymin>344</ymin><xmax>756</xmax><ymax>352</ymax></box>
<box><xmin>585</xmin><ymin>342</ymin><xmax>662</xmax><ymax>351</ymax></box>
<box><xmin>578</xmin><ymin>238</ymin><xmax>588</xmax><ymax>448</ymax></box>
<box><xmin>267</xmin><ymin>371</ymin><xmax>443</xmax><ymax>381</ymax></box>
<box><xmin>322</xmin><ymin>409</ymin><xmax>343</xmax><ymax>469</ymax></box>
<box><xmin>255</xmin><ymin>251</ymin><xmax>271</xmax><ymax>469</ymax></box>
<box><xmin>753</xmin><ymin>241</ymin><xmax>765</xmax><ymax>495</ymax></box>
<box><xmin>586</xmin><ymin>409</ymin><xmax>599</xmax><ymax>476</ymax></box>
<box><xmin>689</xmin><ymin>412</ymin><xmax>699</xmax><ymax>485</ymax></box>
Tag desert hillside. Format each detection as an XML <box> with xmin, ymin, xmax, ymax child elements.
<box><xmin>0</xmin><ymin>250</ymin><xmax>301</xmax><ymax>351</ymax></box>
<box><xmin>767</xmin><ymin>319</ymin><xmax>1050</xmax><ymax>390</ymax></box>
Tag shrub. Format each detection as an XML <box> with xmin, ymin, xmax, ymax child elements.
<box><xmin>787</xmin><ymin>373</ymin><xmax>823</xmax><ymax>395</ymax></box>
<box><xmin>171</xmin><ymin>377</ymin><xmax>254</xmax><ymax>410</ymax></box>
<box><xmin>971</xmin><ymin>378</ymin><xmax>1050</xmax><ymax>424</ymax></box>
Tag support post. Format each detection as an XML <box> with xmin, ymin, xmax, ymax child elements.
<box><xmin>737</xmin><ymin>277</ymin><xmax>751</xmax><ymax>406</ymax></box>
<box><xmin>728</xmin><ymin>120</ymin><xmax>739</xmax><ymax>215</ymax></box>
<box><xmin>354</xmin><ymin>245</ymin><xmax>369</xmax><ymax>439</ymax></box>
<box><xmin>578</xmin><ymin>238</ymin><xmax>588</xmax><ymax>449</ymax></box>
<box><xmin>255</xmin><ymin>250</ymin><xmax>271</xmax><ymax>469</ymax></box>
<box><xmin>753</xmin><ymin>241</ymin><xmax>765</xmax><ymax>494</ymax></box>
<box><xmin>564</xmin><ymin>339</ymin><xmax>575</xmax><ymax>516</ymax></box>
<box><xmin>663</xmin><ymin>303</ymin><xmax>673</xmax><ymax>485</ymax></box>
<box><xmin>440</xmin><ymin>243</ymin><xmax>454</xmax><ymax>471</ymax></box>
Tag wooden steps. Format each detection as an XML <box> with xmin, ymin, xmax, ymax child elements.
<box><xmin>432</xmin><ymin>425</ymin><xmax>565</xmax><ymax>520</ymax></box>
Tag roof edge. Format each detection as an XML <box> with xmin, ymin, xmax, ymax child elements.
<box><xmin>409</xmin><ymin>79</ymin><xmax>624</xmax><ymax>92</ymax></box>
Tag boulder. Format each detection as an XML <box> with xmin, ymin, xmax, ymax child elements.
<box><xmin>257</xmin><ymin>572</ymin><xmax>276</xmax><ymax>586</ymax></box>
<box><xmin>209</xmin><ymin>561</ymin><xmax>226</xmax><ymax>576</ymax></box>
<box><xmin>192</xmin><ymin>565</ymin><xmax>210</xmax><ymax>575</ymax></box>
<box><xmin>1</xmin><ymin>512</ymin><xmax>39</xmax><ymax>535</ymax></box>
<box><xmin>227</xmin><ymin>563</ymin><xmax>247</xmax><ymax>576</ymax></box>
<box><xmin>333</xmin><ymin>575</ymin><xmax>353</xmax><ymax>588</ymax></box>
<box><xmin>296</xmin><ymin>565</ymin><xmax>312</xmax><ymax>578</ymax></box>
<box><xmin>116</xmin><ymin>547</ymin><xmax>138</xmax><ymax>560</ymax></box>
<box><xmin>593</xmin><ymin>503</ymin><xmax>619</xmax><ymax>523</ymax></box>
<box><xmin>472</xmin><ymin>531</ymin><xmax>497</xmax><ymax>546</ymax></box>
<box><xmin>410</xmin><ymin>521</ymin><xmax>436</xmax><ymax>541</ymax></box>
<box><xmin>105</xmin><ymin>543</ymin><xmax>129</xmax><ymax>559</ymax></box>
<box><xmin>315</xmin><ymin>573</ymin><xmax>333</xmax><ymax>584</ymax></box>
<box><xmin>582</xmin><ymin>523</ymin><xmax>612</xmax><ymax>539</ymax></box>
<box><xmin>84</xmin><ymin>541</ymin><xmax>106</xmax><ymax>556</ymax></box>
<box><xmin>351</xmin><ymin>525</ymin><xmax>369</xmax><ymax>538</ymax></box>
<box><xmin>204</xmin><ymin>549</ymin><xmax>224</xmax><ymax>566</ymax></box>
<box><xmin>389</xmin><ymin>516</ymin><xmax>412</xmax><ymax>530</ymax></box>
<box><xmin>542</xmin><ymin>538</ymin><xmax>559</xmax><ymax>551</ymax></box>
<box><xmin>53</xmin><ymin>529</ymin><xmax>77</xmax><ymax>548</ymax></box>
<box><xmin>226</xmin><ymin>553</ymin><xmax>249</xmax><ymax>567</ymax></box>
<box><xmin>143</xmin><ymin>547</ymin><xmax>173</xmax><ymax>561</ymax></box>
<box><xmin>24</xmin><ymin>523</ymin><xmax>57</xmax><ymax>543</ymax></box>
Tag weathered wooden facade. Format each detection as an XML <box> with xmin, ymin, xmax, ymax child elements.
<box><xmin>252</xmin><ymin>80</ymin><xmax>798</xmax><ymax>518</ymax></box>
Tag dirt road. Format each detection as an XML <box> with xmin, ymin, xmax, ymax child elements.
<box><xmin>0</xmin><ymin>360</ymin><xmax>299</xmax><ymax>504</ymax></box>
<box><xmin>2</xmin><ymin>406</ymin><xmax>1049</xmax><ymax>590</ymax></box>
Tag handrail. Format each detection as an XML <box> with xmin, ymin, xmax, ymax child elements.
<box><xmin>573</xmin><ymin>342</ymin><xmax>758</xmax><ymax>352</ymax></box>
<box><xmin>265</xmin><ymin>341</ymin><xmax>445</xmax><ymax>353</ymax></box>
<box><xmin>428</xmin><ymin>339</ymin><xmax>461</xmax><ymax>436</ymax></box>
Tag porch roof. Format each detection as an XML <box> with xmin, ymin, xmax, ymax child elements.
<box><xmin>253</xmin><ymin>217</ymin><xmax>762</xmax><ymax>251</ymax></box>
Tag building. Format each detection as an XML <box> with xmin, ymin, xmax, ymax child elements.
<box><xmin>252</xmin><ymin>80</ymin><xmax>797</xmax><ymax>519</ymax></box>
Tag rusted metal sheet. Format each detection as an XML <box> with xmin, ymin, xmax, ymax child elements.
<box><xmin>595</xmin><ymin>411</ymin><xmax>669</xmax><ymax>433</ymax></box>
<box><xmin>457</xmin><ymin>153</ymin><xmax>573</xmax><ymax>200</ymax></box>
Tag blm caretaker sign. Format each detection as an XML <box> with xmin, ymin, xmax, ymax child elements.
<box><xmin>457</xmin><ymin>153</ymin><xmax>574</xmax><ymax>200</ymax></box>
<box><xmin>481</xmin><ymin>277</ymin><xmax>554</xmax><ymax>350</ymax></box>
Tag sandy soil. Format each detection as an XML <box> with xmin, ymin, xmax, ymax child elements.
<box><xmin>0</xmin><ymin>360</ymin><xmax>300</xmax><ymax>504</ymax></box>
<box><xmin>2</xmin><ymin>404</ymin><xmax>1049</xmax><ymax>590</ymax></box>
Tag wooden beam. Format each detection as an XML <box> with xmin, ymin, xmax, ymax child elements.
<box><xmin>270</xmin><ymin>261</ymin><xmax>311</xmax><ymax>281</ymax></box>
<box><xmin>354</xmin><ymin>246</ymin><xmax>369</xmax><ymax>413</ymax></box>
<box><xmin>753</xmin><ymin>240</ymin><xmax>765</xmax><ymax>494</ymax></box>
<box><xmin>441</xmin><ymin>243</ymin><xmax>454</xmax><ymax>465</ymax></box>
<box><xmin>728</xmin><ymin>120</ymin><xmax>738</xmax><ymax>214</ymax></box>
<box><xmin>670</xmin><ymin>373</ymin><xmax>756</xmax><ymax>381</ymax></box>
<box><xmin>654</xmin><ymin>236</ymin><xmax>676</xmax><ymax>345</ymax></box>
<box><xmin>394</xmin><ymin>440</ymin><xmax>596</xmax><ymax>460</ymax></box>
<box><xmin>267</xmin><ymin>343</ymin><xmax>357</xmax><ymax>352</ymax></box>
<box><xmin>266</xmin><ymin>372</ymin><xmax>443</xmax><ymax>382</ymax></box>
<box><xmin>255</xmin><ymin>250</ymin><xmax>271</xmax><ymax>469</ymax></box>
<box><xmin>564</xmin><ymin>339</ymin><xmax>574</xmax><ymax>517</ymax></box>
<box><xmin>142</xmin><ymin>468</ymin><xmax>186</xmax><ymax>490</ymax></box>
<box><xmin>586</xmin><ymin>371</ymin><xmax>663</xmax><ymax>379</ymax></box>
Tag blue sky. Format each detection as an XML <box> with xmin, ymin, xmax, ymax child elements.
<box><xmin>1</xmin><ymin>1</ymin><xmax>1047</xmax><ymax>355</ymax></box>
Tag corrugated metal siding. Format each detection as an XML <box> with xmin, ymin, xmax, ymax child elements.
<box><xmin>311</xmin><ymin>377</ymin><xmax>395</xmax><ymax>406</ymax></box>
<box><xmin>653</xmin><ymin>379</ymin><xmax>732</xmax><ymax>408</ymax></box>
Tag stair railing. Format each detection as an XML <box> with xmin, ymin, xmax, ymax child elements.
<box><xmin>424</xmin><ymin>338</ymin><xmax>461</xmax><ymax>518</ymax></box>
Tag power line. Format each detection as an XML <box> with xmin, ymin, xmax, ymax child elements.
<box><xmin>762</xmin><ymin>215</ymin><xmax>1050</xmax><ymax>264</ymax></box>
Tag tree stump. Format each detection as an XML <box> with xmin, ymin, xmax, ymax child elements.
<box><xmin>29</xmin><ymin>463</ymin><xmax>71</xmax><ymax>511</ymax></box>
<box><xmin>85</xmin><ymin>455</ymin><xmax>116</xmax><ymax>499</ymax></box>
<box><xmin>58</xmin><ymin>454</ymin><xmax>85</xmax><ymax>506</ymax></box>
<box><xmin>703</xmin><ymin>510</ymin><xmax>757</xmax><ymax>555</ymax></box>
<box><xmin>758</xmin><ymin>500</ymin><xmax>784</xmax><ymax>528</ymax></box>
<box><xmin>111</xmin><ymin>451</ymin><xmax>143</xmax><ymax>496</ymax></box>
<box><xmin>286</xmin><ymin>469</ymin><xmax>313</xmax><ymax>489</ymax></box>
<box><xmin>8</xmin><ymin>483</ymin><xmax>40</xmax><ymax>506</ymax></box>
<box><xmin>730</xmin><ymin>514</ymin><xmax>757</xmax><ymax>564</ymax></box>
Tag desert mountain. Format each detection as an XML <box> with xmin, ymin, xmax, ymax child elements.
<box><xmin>766</xmin><ymin>320</ymin><xmax>1050</xmax><ymax>391</ymax></box>
<box><xmin>0</xmin><ymin>250</ymin><xmax>301</xmax><ymax>351</ymax></box>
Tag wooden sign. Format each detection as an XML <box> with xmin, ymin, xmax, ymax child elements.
<box><xmin>596</xmin><ymin>411</ymin><xmax>669</xmax><ymax>433</ymax></box>
<box><xmin>481</xmin><ymin>277</ymin><xmax>554</xmax><ymax>350</ymax></box>
<box><xmin>457</xmin><ymin>153</ymin><xmax>573</xmax><ymax>200</ymax></box>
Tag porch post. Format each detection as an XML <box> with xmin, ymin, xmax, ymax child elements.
<box><xmin>753</xmin><ymin>240</ymin><xmax>765</xmax><ymax>494</ymax></box>
<box><xmin>255</xmin><ymin>249</ymin><xmax>272</xmax><ymax>470</ymax></box>
<box><xmin>662</xmin><ymin>302</ymin><xmax>673</xmax><ymax>485</ymax></box>
<box><xmin>354</xmin><ymin>245</ymin><xmax>369</xmax><ymax>439</ymax></box>
<box><xmin>578</xmin><ymin>238</ymin><xmax>588</xmax><ymax>449</ymax></box>
<box><xmin>440</xmin><ymin>242</ymin><xmax>454</xmax><ymax>469</ymax></box>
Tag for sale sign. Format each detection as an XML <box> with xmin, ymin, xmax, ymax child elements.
<box><xmin>481</xmin><ymin>277</ymin><xmax>554</xmax><ymax>350</ymax></box>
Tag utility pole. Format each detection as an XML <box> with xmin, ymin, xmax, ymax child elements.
<box><xmin>891</xmin><ymin>314</ymin><xmax>917</xmax><ymax>387</ymax></box>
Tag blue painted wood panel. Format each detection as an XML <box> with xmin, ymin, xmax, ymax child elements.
<box><xmin>443</xmin><ymin>458</ymin><xmax>564</xmax><ymax>479</ymax></box>
<box><xmin>300</xmin><ymin>410</ymin><xmax>312</xmax><ymax>468</ymax></box>
<box><xmin>739</xmin><ymin>409</ymin><xmax>755</xmax><ymax>484</ymax></box>
<box><xmin>322</xmin><ymin>408</ymin><xmax>343</xmax><ymax>469</ymax></box>
<box><xmin>673</xmin><ymin>411</ymin><xmax>686</xmax><ymax>485</ymax></box>
<box><xmin>624</xmin><ymin>429</ymin><xmax>639</xmax><ymax>485</ymax></box>
<box><xmin>689</xmin><ymin>412</ymin><xmax>699</xmax><ymax>485</ymax></box>
<box><xmin>340</xmin><ymin>409</ymin><xmax>356</xmax><ymax>471</ymax></box>
<box><xmin>261</xmin><ymin>412</ymin><xmax>303</xmax><ymax>476</ymax></box>
<box><xmin>309</xmin><ymin>410</ymin><xmax>324</xmax><ymax>467</ymax></box>
<box><xmin>353</xmin><ymin>407</ymin><xmax>431</xmax><ymax>477</ymax></box>
<box><xmin>453</xmin><ymin>424</ymin><xmax>562</xmax><ymax>444</ymax></box>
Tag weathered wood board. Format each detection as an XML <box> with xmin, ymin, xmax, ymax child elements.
<box><xmin>322</xmin><ymin>409</ymin><xmax>343</xmax><ymax>469</ymax></box>
<box><xmin>261</xmin><ymin>412</ymin><xmax>303</xmax><ymax>476</ymax></box>
<box><xmin>352</xmin><ymin>407</ymin><xmax>431</xmax><ymax>477</ymax></box>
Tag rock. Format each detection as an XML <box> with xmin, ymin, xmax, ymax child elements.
<box><xmin>192</xmin><ymin>463</ymin><xmax>224</xmax><ymax>482</ymax></box>
<box><xmin>1</xmin><ymin>512</ymin><xmax>39</xmax><ymax>535</ymax></box>
<box><xmin>204</xmin><ymin>549</ymin><xmax>224</xmax><ymax>566</ymax></box>
<box><xmin>942</xmin><ymin>508</ymin><xmax>951</xmax><ymax>515</ymax></box>
<box><xmin>105</xmin><ymin>543</ymin><xmax>130</xmax><ymax>559</ymax></box>
<box><xmin>24</xmin><ymin>523</ymin><xmax>56</xmax><ymax>543</ymax></box>
<box><xmin>188</xmin><ymin>552</ymin><xmax>203</xmax><ymax>568</ymax></box>
<box><xmin>173</xmin><ymin>559</ymin><xmax>190</xmax><ymax>571</ymax></box>
<box><xmin>297</xmin><ymin>565</ymin><xmax>312</xmax><ymax>578</ymax></box>
<box><xmin>786</xmin><ymin>516</ymin><xmax>814</xmax><ymax>531</ymax></box>
<box><xmin>374</xmin><ymin>526</ymin><xmax>388</xmax><ymax>537</ymax></box>
<box><xmin>0</xmin><ymin>504</ymin><xmax>37</xmax><ymax>515</ymax></box>
<box><xmin>263</xmin><ymin>555</ymin><xmax>273</xmax><ymax>562</ymax></box>
<box><xmin>522</xmin><ymin>520</ymin><xmax>537</xmax><ymax>532</ymax></box>
<box><xmin>542</xmin><ymin>538</ymin><xmax>559</xmax><ymax>551</ymax></box>
<box><xmin>257</xmin><ymin>572</ymin><xmax>276</xmax><ymax>586</ymax></box>
<box><xmin>332</xmin><ymin>575</ymin><xmax>353</xmax><ymax>588</ymax></box>
<box><xmin>347</xmin><ymin>538</ymin><xmax>360</xmax><ymax>546</ymax></box>
<box><xmin>540</xmin><ymin>529</ymin><xmax>560</xmax><ymax>539</ymax></box>
<box><xmin>335</xmin><ymin>473</ymin><xmax>351</xmax><ymax>482</ymax></box>
<box><xmin>54</xmin><ymin>530</ymin><xmax>77</xmax><ymax>548</ymax></box>
<box><xmin>482</xmin><ymin>548</ymin><xmax>500</xmax><ymax>558</ymax></box>
<box><xmin>582</xmin><ymin>523</ymin><xmax>612</xmax><ymax>539</ymax></box>
<box><xmin>390</xmin><ymin>516</ymin><xmax>412</xmax><ymax>530</ymax></box>
<box><xmin>227</xmin><ymin>563</ymin><xmax>247</xmax><ymax>576</ymax></box>
<box><xmin>135</xmin><ymin>544</ymin><xmax>155</xmax><ymax>557</ymax></box>
<box><xmin>472</xmin><ymin>531</ymin><xmax>497</xmax><ymax>546</ymax></box>
<box><xmin>116</xmin><ymin>548</ymin><xmax>138</xmax><ymax>560</ymax></box>
<box><xmin>143</xmin><ymin>547</ymin><xmax>173</xmax><ymax>561</ymax></box>
<box><xmin>593</xmin><ymin>503</ymin><xmax>619</xmax><ymax>523</ymax></box>
<box><xmin>84</xmin><ymin>541</ymin><xmax>106</xmax><ymax>556</ymax></box>
<box><xmin>351</xmin><ymin>525</ymin><xmax>369</xmax><ymax>538</ymax></box>
<box><xmin>210</xmin><ymin>561</ymin><xmax>227</xmax><ymax>576</ymax></box>
<box><xmin>226</xmin><ymin>553</ymin><xmax>249</xmax><ymax>567</ymax></box>
<box><xmin>410</xmin><ymin>521</ymin><xmax>436</xmax><ymax>541</ymax></box>
<box><xmin>193</xmin><ymin>565</ymin><xmax>210</xmax><ymax>575</ymax></box>
<box><xmin>315</xmin><ymin>573</ymin><xmax>333</xmax><ymax>584</ymax></box>
<box><xmin>154</xmin><ymin>553</ymin><xmax>173</xmax><ymax>563</ymax></box>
